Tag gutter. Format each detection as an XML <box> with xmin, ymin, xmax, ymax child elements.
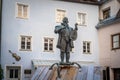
<box><xmin>60</xmin><ymin>0</ymin><xmax>100</xmax><ymax>5</ymax></box>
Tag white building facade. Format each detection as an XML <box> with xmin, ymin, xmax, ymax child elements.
<box><xmin>1</xmin><ymin>0</ymin><xmax>99</xmax><ymax>79</ymax></box>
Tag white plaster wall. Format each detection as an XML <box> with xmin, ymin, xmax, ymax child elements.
<box><xmin>1</xmin><ymin>0</ymin><xmax>99</xmax><ymax>79</ymax></box>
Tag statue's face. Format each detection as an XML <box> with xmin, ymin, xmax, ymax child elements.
<box><xmin>63</xmin><ymin>17</ymin><xmax>68</xmax><ymax>23</ymax></box>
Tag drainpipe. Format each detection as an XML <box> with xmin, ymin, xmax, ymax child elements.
<box><xmin>0</xmin><ymin>0</ymin><xmax>2</xmax><ymax>64</ymax></box>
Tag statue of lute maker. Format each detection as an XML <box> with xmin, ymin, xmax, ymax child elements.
<box><xmin>54</xmin><ymin>17</ymin><xmax>78</xmax><ymax>63</ymax></box>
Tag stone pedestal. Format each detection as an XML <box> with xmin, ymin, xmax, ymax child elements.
<box><xmin>52</xmin><ymin>66</ymin><xmax>79</xmax><ymax>80</ymax></box>
<box><xmin>49</xmin><ymin>62</ymin><xmax>81</xmax><ymax>79</ymax></box>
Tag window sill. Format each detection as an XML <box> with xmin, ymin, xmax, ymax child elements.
<box><xmin>78</xmin><ymin>24</ymin><xmax>87</xmax><ymax>26</ymax></box>
<box><xmin>19</xmin><ymin>49</ymin><xmax>32</xmax><ymax>51</ymax></box>
<box><xmin>43</xmin><ymin>50</ymin><xmax>54</xmax><ymax>53</ymax></box>
<box><xmin>83</xmin><ymin>52</ymin><xmax>91</xmax><ymax>54</ymax></box>
<box><xmin>56</xmin><ymin>21</ymin><xmax>62</xmax><ymax>23</ymax></box>
<box><xmin>16</xmin><ymin>17</ymin><xmax>28</xmax><ymax>19</ymax></box>
<box><xmin>111</xmin><ymin>47</ymin><xmax>120</xmax><ymax>50</ymax></box>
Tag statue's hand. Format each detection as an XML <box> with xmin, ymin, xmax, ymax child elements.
<box><xmin>75</xmin><ymin>23</ymin><xmax>78</xmax><ymax>30</ymax></box>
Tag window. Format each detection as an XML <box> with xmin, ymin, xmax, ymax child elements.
<box><xmin>83</xmin><ymin>41</ymin><xmax>91</xmax><ymax>54</ymax></box>
<box><xmin>17</xmin><ymin>3</ymin><xmax>29</xmax><ymax>19</ymax></box>
<box><xmin>24</xmin><ymin>69</ymin><xmax>31</xmax><ymax>74</ymax></box>
<box><xmin>111</xmin><ymin>33</ymin><xmax>120</xmax><ymax>50</ymax></box>
<box><xmin>6</xmin><ymin>66</ymin><xmax>21</xmax><ymax>80</ymax></box>
<box><xmin>56</xmin><ymin>9</ymin><xmax>66</xmax><ymax>23</ymax></box>
<box><xmin>20</xmin><ymin>36</ymin><xmax>32</xmax><ymax>51</ymax></box>
<box><xmin>103</xmin><ymin>70</ymin><xmax>107</xmax><ymax>80</ymax></box>
<box><xmin>103</xmin><ymin>7</ymin><xmax>110</xmax><ymax>19</ymax></box>
<box><xmin>9</xmin><ymin>69</ymin><xmax>18</xmax><ymax>78</ymax></box>
<box><xmin>24</xmin><ymin>69</ymin><xmax>31</xmax><ymax>78</ymax></box>
<box><xmin>77</xmin><ymin>12</ymin><xmax>86</xmax><ymax>26</ymax></box>
<box><xmin>44</xmin><ymin>38</ymin><xmax>54</xmax><ymax>52</ymax></box>
<box><xmin>114</xmin><ymin>69</ymin><xmax>120</xmax><ymax>80</ymax></box>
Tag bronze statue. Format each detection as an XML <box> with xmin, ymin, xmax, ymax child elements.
<box><xmin>54</xmin><ymin>17</ymin><xmax>78</xmax><ymax>63</ymax></box>
<box><xmin>49</xmin><ymin>17</ymin><xmax>80</xmax><ymax>78</ymax></box>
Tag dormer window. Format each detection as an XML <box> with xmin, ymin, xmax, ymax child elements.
<box><xmin>103</xmin><ymin>7</ymin><xmax>110</xmax><ymax>19</ymax></box>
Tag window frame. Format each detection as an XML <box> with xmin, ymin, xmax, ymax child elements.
<box><xmin>9</xmin><ymin>69</ymin><xmax>18</xmax><ymax>78</ymax></box>
<box><xmin>6</xmin><ymin>66</ymin><xmax>21</xmax><ymax>80</ymax></box>
<box><xmin>19</xmin><ymin>35</ymin><xmax>32</xmax><ymax>51</ymax></box>
<box><xmin>55</xmin><ymin>8</ymin><xmax>66</xmax><ymax>23</ymax></box>
<box><xmin>83</xmin><ymin>41</ymin><xmax>91</xmax><ymax>54</ymax></box>
<box><xmin>111</xmin><ymin>33</ymin><xmax>120</xmax><ymax>50</ymax></box>
<box><xmin>24</xmin><ymin>69</ymin><xmax>31</xmax><ymax>78</ymax></box>
<box><xmin>44</xmin><ymin>37</ymin><xmax>54</xmax><ymax>52</ymax></box>
<box><xmin>77</xmin><ymin>12</ymin><xmax>87</xmax><ymax>26</ymax></box>
<box><xmin>16</xmin><ymin>3</ymin><xmax>29</xmax><ymax>19</ymax></box>
<box><xmin>102</xmin><ymin>7</ymin><xmax>111</xmax><ymax>20</ymax></box>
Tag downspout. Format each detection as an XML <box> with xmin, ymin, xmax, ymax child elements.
<box><xmin>0</xmin><ymin>0</ymin><xmax>2</xmax><ymax>64</ymax></box>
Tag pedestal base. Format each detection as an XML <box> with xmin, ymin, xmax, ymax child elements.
<box><xmin>49</xmin><ymin>62</ymin><xmax>81</xmax><ymax>78</ymax></box>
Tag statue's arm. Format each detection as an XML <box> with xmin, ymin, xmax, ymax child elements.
<box><xmin>54</xmin><ymin>28</ymin><xmax>58</xmax><ymax>33</ymax></box>
<box><xmin>75</xmin><ymin>23</ymin><xmax>78</xmax><ymax>30</ymax></box>
<box><xmin>54</xmin><ymin>26</ymin><xmax>60</xmax><ymax>33</ymax></box>
<box><xmin>54</xmin><ymin>25</ymin><xmax>65</xmax><ymax>33</ymax></box>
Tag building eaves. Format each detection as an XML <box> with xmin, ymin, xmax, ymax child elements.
<box><xmin>96</xmin><ymin>9</ymin><xmax>120</xmax><ymax>29</ymax></box>
<box><xmin>96</xmin><ymin>17</ymin><xmax>120</xmax><ymax>29</ymax></box>
<box><xmin>99</xmin><ymin>0</ymin><xmax>112</xmax><ymax>5</ymax></box>
<box><xmin>60</xmin><ymin>0</ymin><xmax>100</xmax><ymax>5</ymax></box>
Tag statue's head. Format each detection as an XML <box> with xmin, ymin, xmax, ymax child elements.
<box><xmin>62</xmin><ymin>17</ymin><xmax>69</xmax><ymax>23</ymax></box>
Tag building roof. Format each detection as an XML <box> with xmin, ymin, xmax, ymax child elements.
<box><xmin>99</xmin><ymin>0</ymin><xmax>111</xmax><ymax>5</ymax></box>
<box><xmin>60</xmin><ymin>0</ymin><xmax>100</xmax><ymax>5</ymax></box>
<box><xmin>96</xmin><ymin>9</ymin><xmax>120</xmax><ymax>29</ymax></box>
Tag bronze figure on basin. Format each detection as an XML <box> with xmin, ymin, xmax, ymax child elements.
<box><xmin>54</xmin><ymin>17</ymin><xmax>78</xmax><ymax>63</ymax></box>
